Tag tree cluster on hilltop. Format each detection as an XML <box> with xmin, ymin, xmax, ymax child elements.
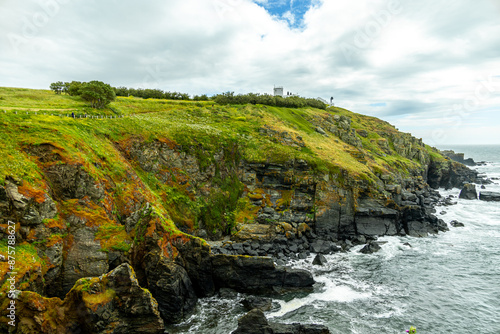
<box><xmin>50</xmin><ymin>81</ymin><xmax>327</xmax><ymax>110</ymax></box>
<box><xmin>213</xmin><ymin>92</ymin><xmax>327</xmax><ymax>110</ymax></box>
<box><xmin>114</xmin><ymin>86</ymin><xmax>209</xmax><ymax>101</ymax></box>
<box><xmin>50</xmin><ymin>80</ymin><xmax>116</xmax><ymax>108</ymax></box>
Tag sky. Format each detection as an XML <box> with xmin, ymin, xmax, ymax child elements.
<box><xmin>1</xmin><ymin>0</ymin><xmax>500</xmax><ymax>146</ymax></box>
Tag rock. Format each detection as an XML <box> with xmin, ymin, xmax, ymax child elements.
<box><xmin>315</xmin><ymin>126</ymin><xmax>327</xmax><ymax>135</ymax></box>
<box><xmin>459</xmin><ymin>183</ymin><xmax>477</xmax><ymax>200</ymax></box>
<box><xmin>219</xmin><ymin>288</ymin><xmax>238</xmax><ymax>298</ymax></box>
<box><xmin>232</xmin><ymin>309</ymin><xmax>331</xmax><ymax>334</ymax></box>
<box><xmin>479</xmin><ymin>191</ymin><xmax>500</xmax><ymax>202</ymax></box>
<box><xmin>211</xmin><ymin>254</ymin><xmax>314</xmax><ymax>293</ymax></box>
<box><xmin>403</xmin><ymin>242</ymin><xmax>412</xmax><ymax>247</ymax></box>
<box><xmin>311</xmin><ymin>240</ymin><xmax>324</xmax><ymax>253</ymax></box>
<box><xmin>232</xmin><ymin>309</ymin><xmax>274</xmax><ymax>334</ymax></box>
<box><xmin>437</xmin><ymin>219</ymin><xmax>449</xmax><ymax>232</ymax></box>
<box><xmin>359</xmin><ymin>241</ymin><xmax>381</xmax><ymax>254</ymax></box>
<box><xmin>13</xmin><ymin>264</ymin><xmax>165</xmax><ymax>334</ymax></box>
<box><xmin>298</xmin><ymin>252</ymin><xmax>308</xmax><ymax>260</ymax></box>
<box><xmin>481</xmin><ymin>185</ymin><xmax>486</xmax><ymax>189</ymax></box>
<box><xmin>312</xmin><ymin>254</ymin><xmax>327</xmax><ymax>266</ymax></box>
<box><xmin>241</xmin><ymin>296</ymin><xmax>273</xmax><ymax>312</ymax></box>
<box><xmin>356</xmin><ymin>129</ymin><xmax>368</xmax><ymax>137</ymax></box>
<box><xmin>355</xmin><ymin>198</ymin><xmax>401</xmax><ymax>236</ymax></box>
<box><xmin>58</xmin><ymin>224</ymin><xmax>109</xmax><ymax>296</ymax></box>
<box><xmin>270</xmin><ymin>322</ymin><xmax>331</xmax><ymax>334</ymax></box>
<box><xmin>450</xmin><ymin>220</ymin><xmax>465</xmax><ymax>227</ymax></box>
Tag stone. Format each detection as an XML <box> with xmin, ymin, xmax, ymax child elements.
<box><xmin>359</xmin><ymin>241</ymin><xmax>381</xmax><ymax>254</ymax></box>
<box><xmin>211</xmin><ymin>255</ymin><xmax>314</xmax><ymax>293</ymax></box>
<box><xmin>312</xmin><ymin>254</ymin><xmax>327</xmax><ymax>266</ymax></box>
<box><xmin>270</xmin><ymin>323</ymin><xmax>331</xmax><ymax>334</ymax></box>
<box><xmin>232</xmin><ymin>309</ymin><xmax>273</xmax><ymax>334</ymax></box>
<box><xmin>241</xmin><ymin>296</ymin><xmax>273</xmax><ymax>312</ymax></box>
<box><xmin>315</xmin><ymin>126</ymin><xmax>327</xmax><ymax>135</ymax></box>
<box><xmin>232</xmin><ymin>309</ymin><xmax>331</xmax><ymax>334</ymax></box>
<box><xmin>311</xmin><ymin>240</ymin><xmax>324</xmax><ymax>253</ymax></box>
<box><xmin>14</xmin><ymin>264</ymin><xmax>165</xmax><ymax>334</ymax></box>
<box><xmin>356</xmin><ymin>129</ymin><xmax>368</xmax><ymax>137</ymax></box>
<box><xmin>298</xmin><ymin>252</ymin><xmax>308</xmax><ymax>260</ymax></box>
<box><xmin>450</xmin><ymin>220</ymin><xmax>465</xmax><ymax>227</ymax></box>
<box><xmin>459</xmin><ymin>183</ymin><xmax>477</xmax><ymax>200</ymax></box>
<box><xmin>479</xmin><ymin>191</ymin><xmax>500</xmax><ymax>202</ymax></box>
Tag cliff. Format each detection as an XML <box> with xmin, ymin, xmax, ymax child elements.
<box><xmin>0</xmin><ymin>87</ymin><xmax>478</xmax><ymax>332</ymax></box>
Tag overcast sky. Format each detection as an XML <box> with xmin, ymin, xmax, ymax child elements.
<box><xmin>1</xmin><ymin>0</ymin><xmax>500</xmax><ymax>145</ymax></box>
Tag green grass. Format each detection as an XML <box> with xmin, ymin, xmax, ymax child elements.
<box><xmin>0</xmin><ymin>87</ymin><xmax>446</xmax><ymax>239</ymax></box>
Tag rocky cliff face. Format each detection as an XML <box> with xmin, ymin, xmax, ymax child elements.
<box><xmin>13</xmin><ymin>264</ymin><xmax>165</xmax><ymax>334</ymax></box>
<box><xmin>0</xmin><ymin>142</ymin><xmax>316</xmax><ymax>331</ymax></box>
<box><xmin>0</xmin><ymin>101</ymin><xmax>480</xmax><ymax>332</ymax></box>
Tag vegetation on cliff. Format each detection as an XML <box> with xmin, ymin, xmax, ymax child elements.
<box><xmin>0</xmin><ymin>86</ymin><xmax>463</xmax><ymax>331</ymax></box>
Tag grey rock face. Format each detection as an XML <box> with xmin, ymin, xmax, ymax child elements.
<box><xmin>479</xmin><ymin>191</ymin><xmax>500</xmax><ymax>202</ymax></box>
<box><xmin>459</xmin><ymin>183</ymin><xmax>477</xmax><ymax>200</ymax></box>
<box><xmin>232</xmin><ymin>309</ymin><xmax>331</xmax><ymax>334</ymax></box>
<box><xmin>211</xmin><ymin>254</ymin><xmax>314</xmax><ymax>293</ymax></box>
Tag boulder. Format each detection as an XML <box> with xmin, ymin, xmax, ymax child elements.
<box><xmin>459</xmin><ymin>183</ymin><xmax>477</xmax><ymax>200</ymax></box>
<box><xmin>140</xmin><ymin>251</ymin><xmax>197</xmax><ymax>323</ymax></box>
<box><xmin>270</xmin><ymin>323</ymin><xmax>331</xmax><ymax>334</ymax></box>
<box><xmin>479</xmin><ymin>191</ymin><xmax>500</xmax><ymax>202</ymax></box>
<box><xmin>450</xmin><ymin>220</ymin><xmax>465</xmax><ymax>227</ymax></box>
<box><xmin>12</xmin><ymin>264</ymin><xmax>165</xmax><ymax>334</ymax></box>
<box><xmin>355</xmin><ymin>198</ymin><xmax>401</xmax><ymax>236</ymax></box>
<box><xmin>241</xmin><ymin>296</ymin><xmax>273</xmax><ymax>312</ymax></box>
<box><xmin>232</xmin><ymin>309</ymin><xmax>331</xmax><ymax>334</ymax></box>
<box><xmin>232</xmin><ymin>309</ymin><xmax>274</xmax><ymax>334</ymax></box>
<box><xmin>359</xmin><ymin>241</ymin><xmax>381</xmax><ymax>254</ymax></box>
<box><xmin>211</xmin><ymin>254</ymin><xmax>314</xmax><ymax>293</ymax></box>
<box><xmin>312</xmin><ymin>254</ymin><xmax>328</xmax><ymax>266</ymax></box>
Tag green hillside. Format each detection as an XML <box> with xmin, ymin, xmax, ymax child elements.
<box><xmin>0</xmin><ymin>86</ymin><xmax>450</xmax><ymax>331</ymax></box>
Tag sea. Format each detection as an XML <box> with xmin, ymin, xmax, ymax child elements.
<box><xmin>166</xmin><ymin>145</ymin><xmax>500</xmax><ymax>334</ymax></box>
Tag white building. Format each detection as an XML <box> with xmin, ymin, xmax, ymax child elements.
<box><xmin>273</xmin><ymin>86</ymin><xmax>284</xmax><ymax>97</ymax></box>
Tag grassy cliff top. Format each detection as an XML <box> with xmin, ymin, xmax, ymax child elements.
<box><xmin>0</xmin><ymin>86</ymin><xmax>439</xmax><ymax>186</ymax></box>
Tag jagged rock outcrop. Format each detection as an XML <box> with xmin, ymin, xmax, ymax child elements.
<box><xmin>479</xmin><ymin>191</ymin><xmax>500</xmax><ymax>202</ymax></box>
<box><xmin>232</xmin><ymin>309</ymin><xmax>331</xmax><ymax>334</ymax></box>
<box><xmin>211</xmin><ymin>254</ymin><xmax>314</xmax><ymax>293</ymax></box>
<box><xmin>459</xmin><ymin>183</ymin><xmax>477</xmax><ymax>200</ymax></box>
<box><xmin>11</xmin><ymin>264</ymin><xmax>165</xmax><ymax>334</ymax></box>
<box><xmin>441</xmin><ymin>150</ymin><xmax>476</xmax><ymax>166</ymax></box>
<box><xmin>427</xmin><ymin>159</ymin><xmax>478</xmax><ymax>189</ymax></box>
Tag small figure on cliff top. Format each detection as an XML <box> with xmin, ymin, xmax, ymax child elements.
<box><xmin>71</xmin><ymin>112</ymin><xmax>75</xmax><ymax>118</ymax></box>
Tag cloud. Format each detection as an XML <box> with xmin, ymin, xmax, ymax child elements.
<box><xmin>0</xmin><ymin>0</ymin><xmax>499</xmax><ymax>144</ymax></box>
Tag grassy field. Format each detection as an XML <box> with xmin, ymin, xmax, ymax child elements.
<box><xmin>0</xmin><ymin>86</ymin><xmax>443</xmax><ymax>299</ymax></box>
<box><xmin>0</xmin><ymin>86</ymin><xmax>435</xmax><ymax>185</ymax></box>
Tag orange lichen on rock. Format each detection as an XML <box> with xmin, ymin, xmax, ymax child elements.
<box><xmin>18</xmin><ymin>182</ymin><xmax>47</xmax><ymax>204</ymax></box>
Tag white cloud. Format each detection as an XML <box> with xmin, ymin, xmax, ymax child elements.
<box><xmin>0</xmin><ymin>0</ymin><xmax>499</xmax><ymax>144</ymax></box>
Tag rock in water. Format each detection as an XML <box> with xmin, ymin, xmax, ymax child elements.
<box><xmin>232</xmin><ymin>309</ymin><xmax>273</xmax><ymax>334</ymax></box>
<box><xmin>479</xmin><ymin>191</ymin><xmax>500</xmax><ymax>202</ymax></box>
<box><xmin>312</xmin><ymin>254</ymin><xmax>328</xmax><ymax>266</ymax></box>
<box><xmin>459</xmin><ymin>183</ymin><xmax>477</xmax><ymax>200</ymax></box>
<box><xmin>359</xmin><ymin>241</ymin><xmax>382</xmax><ymax>254</ymax></box>
<box><xmin>232</xmin><ymin>309</ymin><xmax>331</xmax><ymax>334</ymax></box>
<box><xmin>450</xmin><ymin>220</ymin><xmax>465</xmax><ymax>227</ymax></box>
<box><xmin>242</xmin><ymin>296</ymin><xmax>273</xmax><ymax>312</ymax></box>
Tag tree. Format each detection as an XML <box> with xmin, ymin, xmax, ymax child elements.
<box><xmin>79</xmin><ymin>81</ymin><xmax>116</xmax><ymax>108</ymax></box>
<box><xmin>67</xmin><ymin>81</ymin><xmax>83</xmax><ymax>96</ymax></box>
<box><xmin>49</xmin><ymin>81</ymin><xmax>64</xmax><ymax>94</ymax></box>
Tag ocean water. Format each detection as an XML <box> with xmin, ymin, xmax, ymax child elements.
<box><xmin>167</xmin><ymin>145</ymin><xmax>500</xmax><ymax>334</ymax></box>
